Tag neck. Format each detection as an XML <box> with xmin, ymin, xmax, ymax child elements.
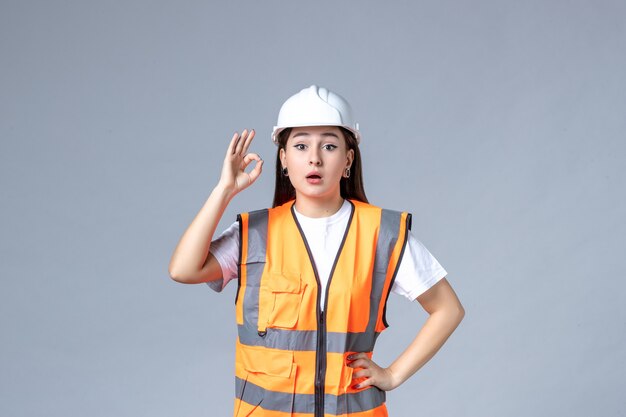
<box><xmin>294</xmin><ymin>194</ymin><xmax>345</xmax><ymax>218</ymax></box>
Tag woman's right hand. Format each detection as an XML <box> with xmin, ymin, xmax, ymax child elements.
<box><xmin>218</xmin><ymin>129</ymin><xmax>263</xmax><ymax>199</ymax></box>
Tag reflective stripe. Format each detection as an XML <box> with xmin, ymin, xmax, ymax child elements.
<box><xmin>240</xmin><ymin>209</ymin><xmax>268</xmax><ymax>339</ymax></box>
<box><xmin>238</xmin><ymin>324</ymin><xmax>380</xmax><ymax>353</ymax></box>
<box><xmin>246</xmin><ymin>209</ymin><xmax>269</xmax><ymax>263</ymax></box>
<box><xmin>329</xmin><ymin>387</ymin><xmax>386</xmax><ymax>416</ymax></box>
<box><xmin>382</xmin><ymin>211</ymin><xmax>411</xmax><ymax>328</ymax></box>
<box><xmin>363</xmin><ymin>209</ymin><xmax>402</xmax><ymax>345</ymax></box>
<box><xmin>236</xmin><ymin>376</ymin><xmax>385</xmax><ymax>415</ymax></box>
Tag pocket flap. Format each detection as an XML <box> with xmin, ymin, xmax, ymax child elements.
<box><xmin>240</xmin><ymin>345</ymin><xmax>294</xmax><ymax>378</ymax></box>
<box><xmin>268</xmin><ymin>272</ymin><xmax>302</xmax><ymax>293</ymax></box>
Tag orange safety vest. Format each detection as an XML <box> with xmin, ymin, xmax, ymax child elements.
<box><xmin>233</xmin><ymin>198</ymin><xmax>411</xmax><ymax>417</ymax></box>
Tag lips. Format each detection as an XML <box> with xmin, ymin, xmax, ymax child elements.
<box><xmin>306</xmin><ymin>171</ymin><xmax>322</xmax><ymax>179</ymax></box>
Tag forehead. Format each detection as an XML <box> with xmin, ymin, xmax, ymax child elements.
<box><xmin>289</xmin><ymin>125</ymin><xmax>342</xmax><ymax>139</ymax></box>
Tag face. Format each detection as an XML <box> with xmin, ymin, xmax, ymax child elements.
<box><xmin>279</xmin><ymin>126</ymin><xmax>354</xmax><ymax>201</ymax></box>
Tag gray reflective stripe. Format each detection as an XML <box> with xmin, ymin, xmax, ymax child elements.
<box><xmin>246</xmin><ymin>210</ymin><xmax>269</xmax><ymax>263</ymax></box>
<box><xmin>239</xmin><ymin>325</ymin><xmax>317</xmax><ymax>350</ymax></box>
<box><xmin>238</xmin><ymin>325</ymin><xmax>381</xmax><ymax>353</ymax></box>
<box><xmin>327</xmin><ymin>331</ymin><xmax>379</xmax><ymax>353</ymax></box>
<box><xmin>240</xmin><ymin>210</ymin><xmax>268</xmax><ymax>338</ymax></box>
<box><xmin>236</xmin><ymin>376</ymin><xmax>385</xmax><ymax>415</ymax></box>
<box><xmin>236</xmin><ymin>376</ymin><xmax>309</xmax><ymax>414</ymax></box>
<box><xmin>362</xmin><ymin>209</ymin><xmax>402</xmax><ymax>343</ymax></box>
<box><xmin>329</xmin><ymin>387</ymin><xmax>386</xmax><ymax>415</ymax></box>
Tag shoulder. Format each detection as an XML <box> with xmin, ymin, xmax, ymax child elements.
<box><xmin>350</xmin><ymin>199</ymin><xmax>408</xmax><ymax>214</ymax></box>
<box><xmin>350</xmin><ymin>199</ymin><xmax>412</xmax><ymax>230</ymax></box>
<box><xmin>237</xmin><ymin>201</ymin><xmax>292</xmax><ymax>229</ymax></box>
<box><xmin>236</xmin><ymin>206</ymin><xmax>272</xmax><ymax>222</ymax></box>
<box><xmin>239</xmin><ymin>200</ymin><xmax>295</xmax><ymax>217</ymax></box>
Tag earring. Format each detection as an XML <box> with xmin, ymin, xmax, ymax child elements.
<box><xmin>345</xmin><ymin>167</ymin><xmax>351</xmax><ymax>178</ymax></box>
<box><xmin>282</xmin><ymin>167</ymin><xmax>289</xmax><ymax>176</ymax></box>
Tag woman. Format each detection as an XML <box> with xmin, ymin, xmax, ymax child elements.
<box><xmin>169</xmin><ymin>85</ymin><xmax>465</xmax><ymax>417</ymax></box>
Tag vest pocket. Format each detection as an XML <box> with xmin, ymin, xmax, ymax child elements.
<box><xmin>267</xmin><ymin>272</ymin><xmax>305</xmax><ymax>329</ymax></box>
<box><xmin>342</xmin><ymin>352</ymin><xmax>370</xmax><ymax>393</ymax></box>
<box><xmin>237</xmin><ymin>345</ymin><xmax>298</xmax><ymax>416</ymax></box>
<box><xmin>341</xmin><ymin>361</ymin><xmax>354</xmax><ymax>393</ymax></box>
<box><xmin>240</xmin><ymin>345</ymin><xmax>295</xmax><ymax>378</ymax></box>
<box><xmin>338</xmin><ymin>352</ymin><xmax>360</xmax><ymax>395</ymax></box>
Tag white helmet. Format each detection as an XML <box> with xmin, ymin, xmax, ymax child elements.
<box><xmin>271</xmin><ymin>84</ymin><xmax>361</xmax><ymax>146</ymax></box>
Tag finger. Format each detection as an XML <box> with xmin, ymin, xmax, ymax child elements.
<box><xmin>241</xmin><ymin>129</ymin><xmax>255</xmax><ymax>155</ymax></box>
<box><xmin>228</xmin><ymin>132</ymin><xmax>240</xmax><ymax>155</ymax></box>
<box><xmin>347</xmin><ymin>353</ymin><xmax>367</xmax><ymax>361</ymax></box>
<box><xmin>353</xmin><ymin>377</ymin><xmax>372</xmax><ymax>390</ymax></box>
<box><xmin>348</xmin><ymin>359</ymin><xmax>369</xmax><ymax>369</ymax></box>
<box><xmin>235</xmin><ymin>129</ymin><xmax>248</xmax><ymax>155</ymax></box>
<box><xmin>241</xmin><ymin>152</ymin><xmax>261</xmax><ymax>168</ymax></box>
<box><xmin>247</xmin><ymin>158</ymin><xmax>264</xmax><ymax>183</ymax></box>
<box><xmin>352</xmin><ymin>369</ymin><xmax>371</xmax><ymax>379</ymax></box>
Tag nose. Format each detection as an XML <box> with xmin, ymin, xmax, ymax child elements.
<box><xmin>309</xmin><ymin>149</ymin><xmax>321</xmax><ymax>166</ymax></box>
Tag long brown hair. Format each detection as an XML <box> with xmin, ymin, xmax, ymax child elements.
<box><xmin>272</xmin><ymin>127</ymin><xmax>369</xmax><ymax>207</ymax></box>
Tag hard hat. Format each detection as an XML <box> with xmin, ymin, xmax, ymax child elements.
<box><xmin>271</xmin><ymin>85</ymin><xmax>361</xmax><ymax>146</ymax></box>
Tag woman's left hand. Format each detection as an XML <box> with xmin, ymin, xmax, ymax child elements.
<box><xmin>347</xmin><ymin>353</ymin><xmax>400</xmax><ymax>392</ymax></box>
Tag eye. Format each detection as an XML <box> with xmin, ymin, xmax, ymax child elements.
<box><xmin>294</xmin><ymin>144</ymin><xmax>306</xmax><ymax>150</ymax></box>
<box><xmin>323</xmin><ymin>144</ymin><xmax>337</xmax><ymax>151</ymax></box>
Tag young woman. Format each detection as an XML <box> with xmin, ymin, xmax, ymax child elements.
<box><xmin>169</xmin><ymin>85</ymin><xmax>465</xmax><ymax>417</ymax></box>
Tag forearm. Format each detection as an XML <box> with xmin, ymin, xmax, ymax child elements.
<box><xmin>387</xmin><ymin>306</ymin><xmax>464</xmax><ymax>388</ymax></box>
<box><xmin>168</xmin><ymin>183</ymin><xmax>233</xmax><ymax>280</ymax></box>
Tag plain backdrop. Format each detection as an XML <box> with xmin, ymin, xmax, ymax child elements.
<box><xmin>1</xmin><ymin>1</ymin><xmax>624</xmax><ymax>416</ymax></box>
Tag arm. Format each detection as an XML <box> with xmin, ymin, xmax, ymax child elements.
<box><xmin>168</xmin><ymin>184</ymin><xmax>234</xmax><ymax>284</ymax></box>
<box><xmin>348</xmin><ymin>277</ymin><xmax>464</xmax><ymax>390</ymax></box>
<box><xmin>168</xmin><ymin>129</ymin><xmax>263</xmax><ymax>284</ymax></box>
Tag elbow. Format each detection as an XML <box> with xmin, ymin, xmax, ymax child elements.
<box><xmin>168</xmin><ymin>258</ymin><xmax>191</xmax><ymax>283</ymax></box>
<box><xmin>169</xmin><ymin>265</ymin><xmax>205</xmax><ymax>284</ymax></box>
<box><xmin>169</xmin><ymin>268</ymin><xmax>183</xmax><ymax>283</ymax></box>
<box><xmin>168</xmin><ymin>266</ymin><xmax>191</xmax><ymax>284</ymax></box>
<box><xmin>455</xmin><ymin>304</ymin><xmax>466</xmax><ymax>323</ymax></box>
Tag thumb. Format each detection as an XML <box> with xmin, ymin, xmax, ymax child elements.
<box><xmin>242</xmin><ymin>153</ymin><xmax>261</xmax><ymax>168</ymax></box>
<box><xmin>247</xmin><ymin>158</ymin><xmax>264</xmax><ymax>183</ymax></box>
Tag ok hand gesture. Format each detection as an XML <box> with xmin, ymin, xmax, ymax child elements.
<box><xmin>218</xmin><ymin>129</ymin><xmax>263</xmax><ymax>199</ymax></box>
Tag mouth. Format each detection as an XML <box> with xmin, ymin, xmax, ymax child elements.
<box><xmin>306</xmin><ymin>173</ymin><xmax>322</xmax><ymax>184</ymax></box>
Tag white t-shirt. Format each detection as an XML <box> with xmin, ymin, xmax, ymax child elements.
<box><xmin>207</xmin><ymin>200</ymin><xmax>448</xmax><ymax>308</ymax></box>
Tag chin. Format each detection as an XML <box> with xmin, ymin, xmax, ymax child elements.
<box><xmin>296</xmin><ymin>186</ymin><xmax>339</xmax><ymax>199</ymax></box>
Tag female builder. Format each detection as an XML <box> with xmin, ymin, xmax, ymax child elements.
<box><xmin>169</xmin><ymin>85</ymin><xmax>465</xmax><ymax>417</ymax></box>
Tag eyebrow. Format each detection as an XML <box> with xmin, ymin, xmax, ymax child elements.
<box><xmin>292</xmin><ymin>132</ymin><xmax>340</xmax><ymax>139</ymax></box>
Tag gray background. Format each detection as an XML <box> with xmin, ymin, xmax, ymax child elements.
<box><xmin>1</xmin><ymin>1</ymin><xmax>624</xmax><ymax>416</ymax></box>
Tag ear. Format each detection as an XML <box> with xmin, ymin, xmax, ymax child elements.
<box><xmin>279</xmin><ymin>147</ymin><xmax>286</xmax><ymax>167</ymax></box>
<box><xmin>346</xmin><ymin>148</ymin><xmax>354</xmax><ymax>168</ymax></box>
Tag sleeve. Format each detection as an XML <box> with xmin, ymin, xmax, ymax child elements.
<box><xmin>390</xmin><ymin>231</ymin><xmax>448</xmax><ymax>301</ymax></box>
<box><xmin>205</xmin><ymin>221</ymin><xmax>240</xmax><ymax>293</ymax></box>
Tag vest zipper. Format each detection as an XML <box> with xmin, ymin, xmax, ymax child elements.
<box><xmin>290</xmin><ymin>200</ymin><xmax>355</xmax><ymax>417</ymax></box>
<box><xmin>315</xmin><ymin>309</ymin><xmax>325</xmax><ymax>417</ymax></box>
